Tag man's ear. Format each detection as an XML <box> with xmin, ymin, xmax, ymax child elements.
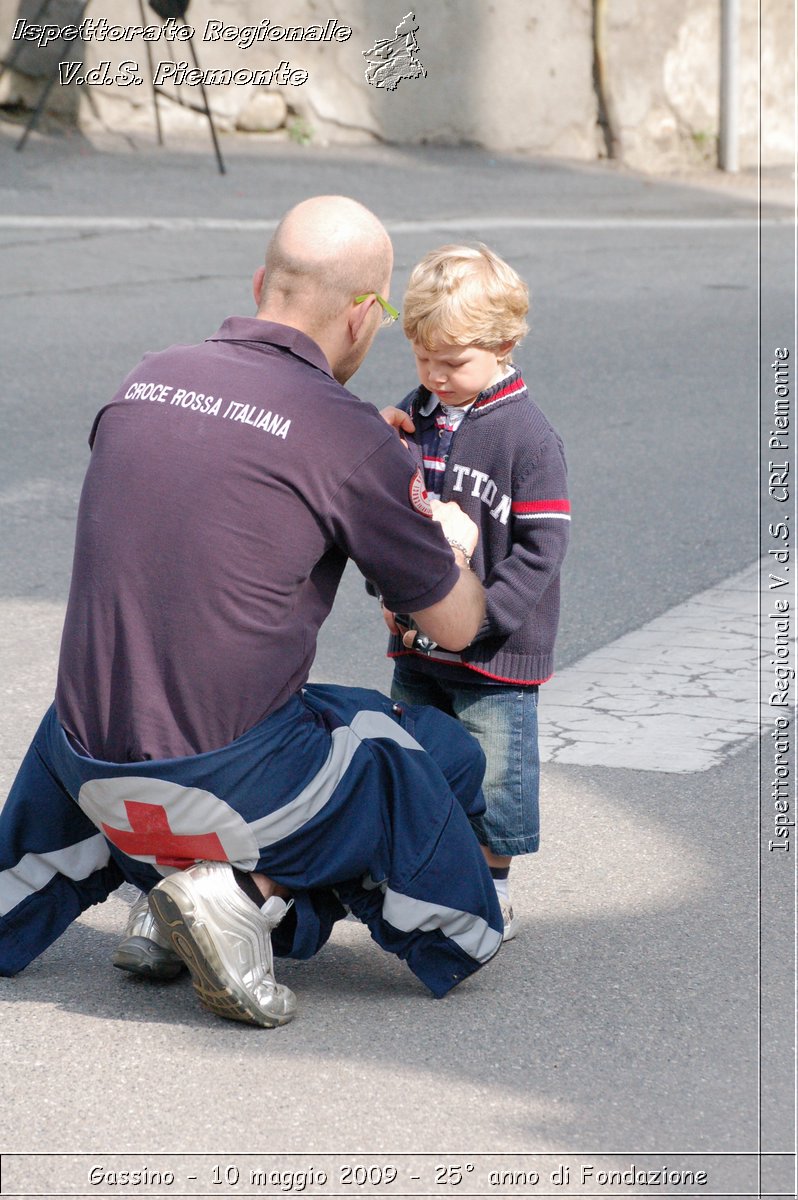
<box><xmin>351</xmin><ymin>295</ymin><xmax>380</xmax><ymax>340</ymax></box>
<box><xmin>498</xmin><ymin>340</ymin><xmax>515</xmax><ymax>360</ymax></box>
<box><xmin>252</xmin><ymin>266</ymin><xmax>266</xmax><ymax>309</ymax></box>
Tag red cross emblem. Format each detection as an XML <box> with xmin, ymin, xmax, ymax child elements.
<box><xmin>102</xmin><ymin>800</ymin><xmax>227</xmax><ymax>869</ymax></box>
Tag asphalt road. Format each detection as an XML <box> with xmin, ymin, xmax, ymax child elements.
<box><xmin>0</xmin><ymin>124</ymin><xmax>793</xmax><ymax>1199</ymax></box>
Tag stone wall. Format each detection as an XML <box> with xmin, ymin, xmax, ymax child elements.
<box><xmin>0</xmin><ymin>0</ymin><xmax>84</xmax><ymax>114</ymax></box>
<box><xmin>362</xmin><ymin>0</ymin><xmax>598</xmax><ymax>160</ymax></box>
<box><xmin>603</xmin><ymin>0</ymin><xmax>794</xmax><ymax>170</ymax></box>
<box><xmin>0</xmin><ymin>0</ymin><xmax>792</xmax><ymax>170</ymax></box>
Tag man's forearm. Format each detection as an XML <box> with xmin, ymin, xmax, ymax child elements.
<box><xmin>411</xmin><ymin>565</ymin><xmax>485</xmax><ymax>652</ymax></box>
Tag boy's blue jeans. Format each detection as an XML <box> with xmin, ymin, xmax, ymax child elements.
<box><xmin>391</xmin><ymin>660</ymin><xmax>540</xmax><ymax>858</ymax></box>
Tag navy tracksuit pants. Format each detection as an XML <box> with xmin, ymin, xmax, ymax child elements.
<box><xmin>0</xmin><ymin>685</ymin><xmax>502</xmax><ymax>997</ymax></box>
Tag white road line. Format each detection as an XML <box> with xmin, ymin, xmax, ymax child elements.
<box><xmin>539</xmin><ymin>560</ymin><xmax>770</xmax><ymax>773</ymax></box>
<box><xmin>0</xmin><ymin>215</ymin><xmax>787</xmax><ymax>233</ymax></box>
<box><xmin>389</xmin><ymin>216</ymin><xmax>784</xmax><ymax>232</ymax></box>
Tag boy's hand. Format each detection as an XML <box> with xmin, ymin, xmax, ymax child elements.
<box><xmin>430</xmin><ymin>498</ymin><xmax>479</xmax><ymax>559</ymax></box>
<box><xmin>381</xmin><ymin>604</ymin><xmax>400</xmax><ymax>635</ymax></box>
<box><xmin>380</xmin><ymin>406</ymin><xmax>416</xmax><ymax>448</ymax></box>
<box><xmin>388</xmin><ymin>609</ymin><xmax>437</xmax><ymax>652</ymax></box>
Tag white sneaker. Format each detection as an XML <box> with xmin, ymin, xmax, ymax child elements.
<box><xmin>500</xmin><ymin>899</ymin><xmax>518</xmax><ymax>942</ymax></box>
<box><xmin>148</xmin><ymin>862</ymin><xmax>297</xmax><ymax>1028</ymax></box>
<box><xmin>112</xmin><ymin>892</ymin><xmax>185</xmax><ymax>980</ymax></box>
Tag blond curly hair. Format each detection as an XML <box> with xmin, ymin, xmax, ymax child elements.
<box><xmin>402</xmin><ymin>243</ymin><xmax>529</xmax><ymax>360</ymax></box>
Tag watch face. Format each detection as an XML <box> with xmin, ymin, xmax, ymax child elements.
<box><xmin>413</xmin><ymin>636</ymin><xmax>437</xmax><ymax>654</ymax></box>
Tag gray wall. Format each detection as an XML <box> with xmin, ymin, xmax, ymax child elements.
<box><xmin>0</xmin><ymin>0</ymin><xmax>792</xmax><ymax>169</ymax></box>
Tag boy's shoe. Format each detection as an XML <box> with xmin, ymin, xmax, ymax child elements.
<box><xmin>500</xmin><ymin>899</ymin><xmax>518</xmax><ymax>942</ymax></box>
<box><xmin>147</xmin><ymin>862</ymin><xmax>297</xmax><ymax>1028</ymax></box>
<box><xmin>112</xmin><ymin>892</ymin><xmax>186</xmax><ymax>980</ymax></box>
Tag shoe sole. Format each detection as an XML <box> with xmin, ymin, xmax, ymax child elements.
<box><xmin>112</xmin><ymin>935</ymin><xmax>186</xmax><ymax>981</ymax></box>
<box><xmin>148</xmin><ymin>886</ymin><xmax>295</xmax><ymax>1028</ymax></box>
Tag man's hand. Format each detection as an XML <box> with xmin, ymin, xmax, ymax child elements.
<box><xmin>380</xmin><ymin>406</ymin><xmax>416</xmax><ymax>447</ymax></box>
<box><xmin>430</xmin><ymin>498</ymin><xmax>478</xmax><ymax>558</ymax></box>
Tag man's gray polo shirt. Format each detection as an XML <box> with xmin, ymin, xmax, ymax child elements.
<box><xmin>56</xmin><ymin>317</ymin><xmax>459</xmax><ymax>762</ymax></box>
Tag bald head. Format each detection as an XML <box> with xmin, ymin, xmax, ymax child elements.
<box><xmin>253</xmin><ymin>196</ymin><xmax>394</xmax><ymax>384</ymax></box>
<box><xmin>257</xmin><ymin>196</ymin><xmax>393</xmax><ymax>332</ymax></box>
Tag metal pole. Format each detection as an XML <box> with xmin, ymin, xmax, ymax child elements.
<box><xmin>719</xmin><ymin>0</ymin><xmax>740</xmax><ymax>172</ymax></box>
<box><xmin>138</xmin><ymin>0</ymin><xmax>163</xmax><ymax>146</ymax></box>
<box><xmin>183</xmin><ymin>15</ymin><xmax>226</xmax><ymax>175</ymax></box>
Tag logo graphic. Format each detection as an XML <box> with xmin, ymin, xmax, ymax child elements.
<box><xmin>78</xmin><ymin>776</ymin><xmax>260</xmax><ymax>874</ymax></box>
<box><xmin>409</xmin><ymin>467</ymin><xmax>433</xmax><ymax>517</ymax></box>
<box><xmin>101</xmin><ymin>800</ymin><xmax>226</xmax><ymax>870</ymax></box>
<box><xmin>363</xmin><ymin>11</ymin><xmax>426</xmax><ymax>91</ymax></box>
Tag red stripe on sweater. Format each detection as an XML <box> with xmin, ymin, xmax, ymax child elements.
<box><xmin>473</xmin><ymin>377</ymin><xmax>527</xmax><ymax>409</ymax></box>
<box><xmin>512</xmin><ymin>499</ymin><xmax>571</xmax><ymax>513</ymax></box>
<box><xmin>388</xmin><ymin>649</ymin><xmax>553</xmax><ymax>686</ymax></box>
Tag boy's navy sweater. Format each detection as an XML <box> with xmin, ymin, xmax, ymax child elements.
<box><xmin>388</xmin><ymin>367</ymin><xmax>570</xmax><ymax>684</ymax></box>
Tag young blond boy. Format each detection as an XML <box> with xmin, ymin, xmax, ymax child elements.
<box><xmin>381</xmin><ymin>244</ymin><xmax>570</xmax><ymax>939</ymax></box>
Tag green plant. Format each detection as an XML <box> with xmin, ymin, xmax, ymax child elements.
<box><xmin>288</xmin><ymin>116</ymin><xmax>313</xmax><ymax>145</ymax></box>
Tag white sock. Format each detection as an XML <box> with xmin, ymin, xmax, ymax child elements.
<box><xmin>493</xmin><ymin>875</ymin><xmax>510</xmax><ymax>902</ymax></box>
